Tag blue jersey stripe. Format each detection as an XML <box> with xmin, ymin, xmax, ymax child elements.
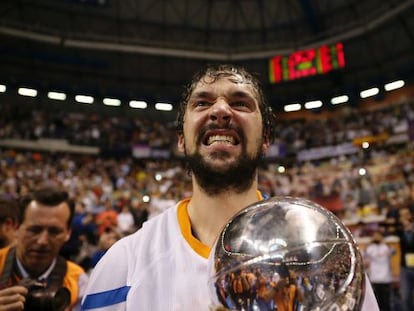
<box><xmin>81</xmin><ymin>286</ymin><xmax>131</xmax><ymax>310</ymax></box>
<box><xmin>260</xmin><ymin>191</ymin><xmax>269</xmax><ymax>199</ymax></box>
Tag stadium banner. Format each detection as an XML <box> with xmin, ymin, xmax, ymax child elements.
<box><xmin>264</xmin><ymin>143</ymin><xmax>287</xmax><ymax>159</ymax></box>
<box><xmin>132</xmin><ymin>145</ymin><xmax>170</xmax><ymax>159</ymax></box>
<box><xmin>297</xmin><ymin>142</ymin><xmax>358</xmax><ymax>162</ymax></box>
<box><xmin>132</xmin><ymin>144</ymin><xmax>151</xmax><ymax>158</ymax></box>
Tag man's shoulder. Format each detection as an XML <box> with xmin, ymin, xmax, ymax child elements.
<box><xmin>0</xmin><ymin>246</ymin><xmax>13</xmax><ymax>272</ymax></box>
<box><xmin>140</xmin><ymin>202</ymin><xmax>180</xmax><ymax>233</ymax></box>
<box><xmin>65</xmin><ymin>258</ymin><xmax>87</xmax><ymax>275</ymax></box>
<box><xmin>109</xmin><ymin>202</ymin><xmax>182</xmax><ymax>259</ymax></box>
<box><xmin>0</xmin><ymin>245</ymin><xmax>11</xmax><ymax>256</ymax></box>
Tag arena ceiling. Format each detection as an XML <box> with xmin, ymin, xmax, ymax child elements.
<box><xmin>1</xmin><ymin>0</ymin><xmax>414</xmax><ymax>116</ymax></box>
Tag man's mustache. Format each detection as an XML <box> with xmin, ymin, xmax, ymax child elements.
<box><xmin>196</xmin><ymin>123</ymin><xmax>244</xmax><ymax>145</ymax></box>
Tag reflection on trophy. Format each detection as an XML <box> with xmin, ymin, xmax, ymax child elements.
<box><xmin>208</xmin><ymin>196</ymin><xmax>365</xmax><ymax>311</ymax></box>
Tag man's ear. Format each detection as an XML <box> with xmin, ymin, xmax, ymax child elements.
<box><xmin>177</xmin><ymin>134</ymin><xmax>185</xmax><ymax>154</ymax></box>
<box><xmin>3</xmin><ymin>217</ymin><xmax>15</xmax><ymax>229</ymax></box>
<box><xmin>64</xmin><ymin>228</ymin><xmax>72</xmax><ymax>243</ymax></box>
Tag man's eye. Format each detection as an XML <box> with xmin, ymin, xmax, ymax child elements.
<box><xmin>27</xmin><ymin>227</ymin><xmax>63</xmax><ymax>236</ymax></box>
<box><xmin>231</xmin><ymin>101</ymin><xmax>251</xmax><ymax>110</ymax></box>
<box><xmin>196</xmin><ymin>101</ymin><xmax>210</xmax><ymax>107</ymax></box>
<box><xmin>232</xmin><ymin>101</ymin><xmax>248</xmax><ymax>106</ymax></box>
<box><xmin>28</xmin><ymin>227</ymin><xmax>42</xmax><ymax>234</ymax></box>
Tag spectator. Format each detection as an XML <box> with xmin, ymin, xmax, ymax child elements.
<box><xmin>73</xmin><ymin>233</ymin><xmax>97</xmax><ymax>273</ymax></box>
<box><xmin>0</xmin><ymin>186</ymin><xmax>88</xmax><ymax>310</ymax></box>
<box><xmin>90</xmin><ymin>229</ymin><xmax>120</xmax><ymax>268</ymax></box>
<box><xmin>117</xmin><ymin>205</ymin><xmax>135</xmax><ymax>235</ymax></box>
<box><xmin>396</xmin><ymin>207</ymin><xmax>414</xmax><ymax>311</ymax></box>
<box><xmin>0</xmin><ymin>197</ymin><xmax>19</xmax><ymax>248</ymax></box>
<box><xmin>95</xmin><ymin>198</ymin><xmax>118</xmax><ymax>236</ymax></box>
<box><xmin>129</xmin><ymin>197</ymin><xmax>149</xmax><ymax>230</ymax></box>
<box><xmin>364</xmin><ymin>230</ymin><xmax>395</xmax><ymax>311</ymax></box>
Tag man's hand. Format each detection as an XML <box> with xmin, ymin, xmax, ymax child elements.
<box><xmin>0</xmin><ymin>286</ymin><xmax>28</xmax><ymax>311</ymax></box>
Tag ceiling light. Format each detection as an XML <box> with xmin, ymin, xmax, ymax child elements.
<box><xmin>75</xmin><ymin>95</ymin><xmax>94</xmax><ymax>104</ymax></box>
<box><xmin>155</xmin><ymin>102</ymin><xmax>173</xmax><ymax>111</ymax></box>
<box><xmin>384</xmin><ymin>80</ymin><xmax>405</xmax><ymax>91</ymax></box>
<box><xmin>129</xmin><ymin>100</ymin><xmax>147</xmax><ymax>109</ymax></box>
<box><xmin>360</xmin><ymin>87</ymin><xmax>379</xmax><ymax>98</ymax></box>
<box><xmin>103</xmin><ymin>97</ymin><xmax>121</xmax><ymax>106</ymax></box>
<box><xmin>331</xmin><ymin>95</ymin><xmax>349</xmax><ymax>105</ymax></box>
<box><xmin>304</xmin><ymin>100</ymin><xmax>323</xmax><ymax>109</ymax></box>
<box><xmin>284</xmin><ymin>103</ymin><xmax>301</xmax><ymax>112</ymax></box>
<box><xmin>0</xmin><ymin>84</ymin><xmax>6</xmax><ymax>93</ymax></box>
<box><xmin>18</xmin><ymin>87</ymin><xmax>37</xmax><ymax>97</ymax></box>
<box><xmin>47</xmin><ymin>91</ymin><xmax>66</xmax><ymax>101</ymax></box>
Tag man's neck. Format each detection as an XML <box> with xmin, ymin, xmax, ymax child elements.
<box><xmin>187</xmin><ymin>180</ymin><xmax>261</xmax><ymax>247</ymax></box>
<box><xmin>16</xmin><ymin>256</ymin><xmax>56</xmax><ymax>280</ymax></box>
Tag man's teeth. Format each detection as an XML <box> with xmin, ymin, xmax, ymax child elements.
<box><xmin>207</xmin><ymin>135</ymin><xmax>235</xmax><ymax>145</ymax></box>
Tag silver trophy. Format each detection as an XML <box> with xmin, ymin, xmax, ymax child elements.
<box><xmin>208</xmin><ymin>196</ymin><xmax>365</xmax><ymax>311</ymax></box>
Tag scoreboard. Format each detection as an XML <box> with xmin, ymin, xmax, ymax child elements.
<box><xmin>269</xmin><ymin>42</ymin><xmax>345</xmax><ymax>83</ymax></box>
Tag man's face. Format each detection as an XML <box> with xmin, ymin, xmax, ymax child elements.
<box><xmin>177</xmin><ymin>75</ymin><xmax>268</xmax><ymax>194</ymax></box>
<box><xmin>399</xmin><ymin>208</ymin><xmax>412</xmax><ymax>223</ymax></box>
<box><xmin>16</xmin><ymin>201</ymin><xmax>71</xmax><ymax>277</ymax></box>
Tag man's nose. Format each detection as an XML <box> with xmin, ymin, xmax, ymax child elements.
<box><xmin>209</xmin><ymin>99</ymin><xmax>231</xmax><ymax>124</ymax></box>
<box><xmin>36</xmin><ymin>230</ymin><xmax>49</xmax><ymax>244</ymax></box>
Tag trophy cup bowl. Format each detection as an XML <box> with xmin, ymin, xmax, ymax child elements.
<box><xmin>208</xmin><ymin>196</ymin><xmax>365</xmax><ymax>311</ymax></box>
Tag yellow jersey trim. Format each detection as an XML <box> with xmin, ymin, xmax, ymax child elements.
<box><xmin>177</xmin><ymin>191</ymin><xmax>265</xmax><ymax>259</ymax></box>
<box><xmin>177</xmin><ymin>198</ymin><xmax>211</xmax><ymax>259</ymax></box>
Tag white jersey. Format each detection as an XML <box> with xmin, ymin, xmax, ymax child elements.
<box><xmin>81</xmin><ymin>198</ymin><xmax>379</xmax><ymax>311</ymax></box>
<box><xmin>365</xmin><ymin>242</ymin><xmax>394</xmax><ymax>283</ymax></box>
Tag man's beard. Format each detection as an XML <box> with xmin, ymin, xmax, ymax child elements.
<box><xmin>185</xmin><ymin>145</ymin><xmax>264</xmax><ymax>196</ymax></box>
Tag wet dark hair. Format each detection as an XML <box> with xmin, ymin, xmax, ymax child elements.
<box><xmin>19</xmin><ymin>187</ymin><xmax>75</xmax><ymax>228</ymax></box>
<box><xmin>176</xmin><ymin>64</ymin><xmax>276</xmax><ymax>144</ymax></box>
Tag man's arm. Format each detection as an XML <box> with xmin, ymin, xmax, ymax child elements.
<box><xmin>81</xmin><ymin>239</ymin><xmax>130</xmax><ymax>311</ymax></box>
<box><xmin>361</xmin><ymin>275</ymin><xmax>380</xmax><ymax>311</ymax></box>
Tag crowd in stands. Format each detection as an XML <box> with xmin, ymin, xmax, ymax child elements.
<box><xmin>0</xmin><ymin>103</ymin><xmax>176</xmax><ymax>150</ymax></box>
<box><xmin>1</xmin><ymin>96</ymin><xmax>413</xmax><ymax>155</ymax></box>
<box><xmin>0</xmin><ymin>96</ymin><xmax>413</xmax><ymax>281</ymax></box>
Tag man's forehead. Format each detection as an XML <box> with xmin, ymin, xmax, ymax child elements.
<box><xmin>192</xmin><ymin>75</ymin><xmax>256</xmax><ymax>95</ymax></box>
<box><xmin>198</xmin><ymin>72</ymin><xmax>251</xmax><ymax>85</ymax></box>
<box><xmin>26</xmin><ymin>200</ymin><xmax>70</xmax><ymax>214</ymax></box>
